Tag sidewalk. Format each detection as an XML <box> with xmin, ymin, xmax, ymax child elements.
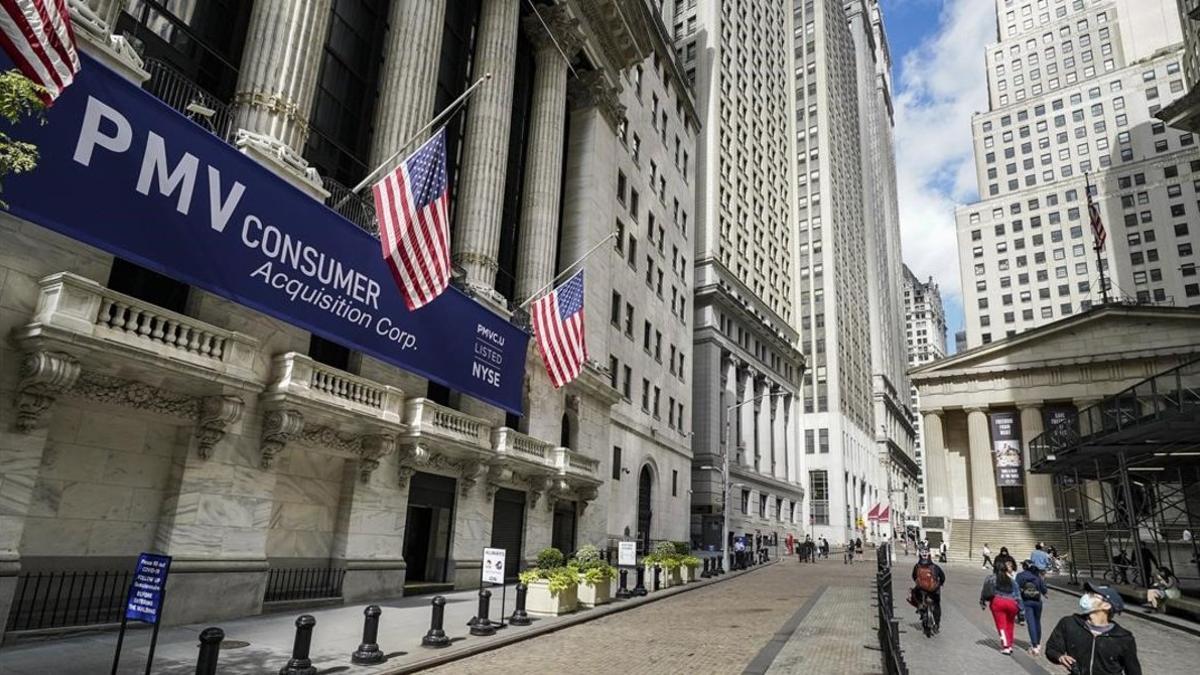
<box><xmin>0</xmin><ymin>563</ymin><xmax>760</xmax><ymax>675</ymax></box>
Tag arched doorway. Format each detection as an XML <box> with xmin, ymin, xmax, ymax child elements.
<box><xmin>638</xmin><ymin>466</ymin><xmax>653</xmax><ymax>552</ymax></box>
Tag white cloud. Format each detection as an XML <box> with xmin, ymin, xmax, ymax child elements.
<box><xmin>893</xmin><ymin>0</ymin><xmax>996</xmax><ymax>308</ymax></box>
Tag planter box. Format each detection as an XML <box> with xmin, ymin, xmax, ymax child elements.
<box><xmin>578</xmin><ymin>577</ymin><xmax>612</xmax><ymax>607</ymax></box>
<box><xmin>661</xmin><ymin>566</ymin><xmax>683</xmax><ymax>588</ymax></box>
<box><xmin>525</xmin><ymin>579</ymin><xmax>578</xmax><ymax>616</ymax></box>
<box><xmin>683</xmin><ymin>565</ymin><xmax>699</xmax><ymax>583</ymax></box>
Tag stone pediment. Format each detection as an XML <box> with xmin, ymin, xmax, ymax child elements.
<box><xmin>911</xmin><ymin>306</ymin><xmax>1200</xmax><ymax>382</ymax></box>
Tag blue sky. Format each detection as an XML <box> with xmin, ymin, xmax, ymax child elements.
<box><xmin>880</xmin><ymin>0</ymin><xmax>998</xmax><ymax>351</ymax></box>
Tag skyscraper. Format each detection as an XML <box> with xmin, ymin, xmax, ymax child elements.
<box><xmin>957</xmin><ymin>0</ymin><xmax>1200</xmax><ymax>349</ymax></box>
<box><xmin>674</xmin><ymin>0</ymin><xmax>808</xmax><ymax>550</ymax></box>
<box><xmin>792</xmin><ymin>0</ymin><xmax>917</xmax><ymax>544</ymax></box>
<box><xmin>902</xmin><ymin>265</ymin><xmax>948</xmax><ymax>513</ymax></box>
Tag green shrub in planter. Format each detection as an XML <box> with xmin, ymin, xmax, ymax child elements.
<box><xmin>537</xmin><ymin>546</ymin><xmax>565</xmax><ymax>570</ymax></box>
<box><xmin>682</xmin><ymin>555</ymin><xmax>702</xmax><ymax>569</ymax></box>
<box><xmin>673</xmin><ymin>541</ymin><xmax>691</xmax><ymax>556</ymax></box>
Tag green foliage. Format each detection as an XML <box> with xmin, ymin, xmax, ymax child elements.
<box><xmin>574</xmin><ymin>544</ymin><xmax>601</xmax><ymax>565</ymax></box>
<box><xmin>658</xmin><ymin>555</ymin><xmax>683</xmax><ymax>571</ymax></box>
<box><xmin>653</xmin><ymin>541</ymin><xmax>676</xmax><ymax>557</ymax></box>
<box><xmin>536</xmin><ymin>547</ymin><xmax>565</xmax><ymax>570</ymax></box>
<box><xmin>681</xmin><ymin>555</ymin><xmax>702</xmax><ymax>569</ymax></box>
<box><xmin>673</xmin><ymin>541</ymin><xmax>691</xmax><ymax>556</ymax></box>
<box><xmin>0</xmin><ymin>70</ymin><xmax>46</xmax><ymax>208</ymax></box>
<box><xmin>571</xmin><ymin>544</ymin><xmax>616</xmax><ymax>585</ymax></box>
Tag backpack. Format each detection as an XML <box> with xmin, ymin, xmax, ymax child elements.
<box><xmin>916</xmin><ymin>565</ymin><xmax>939</xmax><ymax>592</ymax></box>
<box><xmin>1021</xmin><ymin>580</ymin><xmax>1042</xmax><ymax>601</ymax></box>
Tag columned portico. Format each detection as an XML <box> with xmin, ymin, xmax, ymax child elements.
<box><xmin>370</xmin><ymin>0</ymin><xmax>447</xmax><ymax>170</ymax></box>
<box><xmin>965</xmin><ymin>407</ymin><xmax>999</xmax><ymax>521</ymax></box>
<box><xmin>453</xmin><ymin>0</ymin><xmax>521</xmax><ymax>297</ymax></box>
<box><xmin>921</xmin><ymin>409</ymin><xmax>949</xmax><ymax>519</ymax></box>
<box><xmin>1018</xmin><ymin>402</ymin><xmax>1055</xmax><ymax>522</ymax></box>
<box><xmin>514</xmin><ymin>9</ymin><xmax>583</xmax><ymax>299</ymax></box>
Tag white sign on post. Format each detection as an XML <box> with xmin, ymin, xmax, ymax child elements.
<box><xmin>618</xmin><ymin>541</ymin><xmax>637</xmax><ymax>567</ymax></box>
<box><xmin>482</xmin><ymin>547</ymin><xmax>506</xmax><ymax>584</ymax></box>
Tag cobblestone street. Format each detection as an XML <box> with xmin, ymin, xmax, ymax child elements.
<box><xmin>426</xmin><ymin>556</ymin><xmax>880</xmax><ymax>675</ymax></box>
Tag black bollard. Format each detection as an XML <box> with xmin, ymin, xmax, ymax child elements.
<box><xmin>470</xmin><ymin>589</ymin><xmax>496</xmax><ymax>636</ymax></box>
<box><xmin>195</xmin><ymin>627</ymin><xmax>223</xmax><ymax>675</ymax></box>
<box><xmin>350</xmin><ymin>605</ymin><xmax>384</xmax><ymax>665</ymax></box>
<box><xmin>716</xmin><ymin>556</ymin><xmax>724</xmax><ymax>574</ymax></box>
<box><xmin>616</xmin><ymin>569</ymin><xmax>632</xmax><ymax>599</ymax></box>
<box><xmin>701</xmin><ymin>558</ymin><xmax>711</xmax><ymax>578</ymax></box>
<box><xmin>652</xmin><ymin>565</ymin><xmax>661</xmax><ymax>591</ymax></box>
<box><xmin>510</xmin><ymin>583</ymin><xmax>532</xmax><ymax>625</ymax></box>
<box><xmin>278</xmin><ymin>615</ymin><xmax>317</xmax><ymax>675</ymax></box>
<box><xmin>422</xmin><ymin>596</ymin><xmax>451</xmax><ymax>648</ymax></box>
<box><xmin>633</xmin><ymin>564</ymin><xmax>648</xmax><ymax>596</ymax></box>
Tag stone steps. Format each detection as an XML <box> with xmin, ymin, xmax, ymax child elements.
<box><xmin>945</xmin><ymin>519</ymin><xmax>1110</xmax><ymax>567</ymax></box>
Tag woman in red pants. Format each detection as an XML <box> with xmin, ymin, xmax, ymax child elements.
<box><xmin>980</xmin><ymin>563</ymin><xmax>1025</xmax><ymax>655</ymax></box>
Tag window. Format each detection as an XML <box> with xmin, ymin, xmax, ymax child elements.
<box><xmin>809</xmin><ymin>470</ymin><xmax>829</xmax><ymax>525</ymax></box>
<box><xmin>612</xmin><ymin>447</ymin><xmax>622</xmax><ymax>480</ymax></box>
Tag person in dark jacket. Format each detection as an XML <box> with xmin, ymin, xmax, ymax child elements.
<box><xmin>1016</xmin><ymin>560</ymin><xmax>1049</xmax><ymax>655</ymax></box>
<box><xmin>994</xmin><ymin>546</ymin><xmax>1016</xmax><ymax>573</ymax></box>
<box><xmin>910</xmin><ymin>548</ymin><xmax>947</xmax><ymax>627</ymax></box>
<box><xmin>1045</xmin><ymin>582</ymin><xmax>1141</xmax><ymax>675</ymax></box>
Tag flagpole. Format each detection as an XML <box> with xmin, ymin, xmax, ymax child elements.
<box><xmin>337</xmin><ymin>73</ymin><xmax>492</xmax><ymax>206</ymax></box>
<box><xmin>1086</xmin><ymin>173</ymin><xmax>1112</xmax><ymax>305</ymax></box>
<box><xmin>518</xmin><ymin>231</ymin><xmax>619</xmax><ymax>309</ymax></box>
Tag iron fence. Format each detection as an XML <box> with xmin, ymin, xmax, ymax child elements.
<box><xmin>5</xmin><ymin>569</ymin><xmax>131</xmax><ymax>632</ymax></box>
<box><xmin>142</xmin><ymin>58</ymin><xmax>235</xmax><ymax>140</ymax></box>
<box><xmin>875</xmin><ymin>543</ymin><xmax>908</xmax><ymax>675</ymax></box>
<box><xmin>263</xmin><ymin>566</ymin><xmax>346</xmax><ymax>603</ymax></box>
<box><xmin>323</xmin><ymin>178</ymin><xmax>379</xmax><ymax>236</ymax></box>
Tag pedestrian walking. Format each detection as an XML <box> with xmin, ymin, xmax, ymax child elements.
<box><xmin>1045</xmin><ymin>582</ymin><xmax>1142</xmax><ymax>674</ymax></box>
<box><xmin>980</xmin><ymin>558</ymin><xmax>1024</xmax><ymax>655</ymax></box>
<box><xmin>1144</xmin><ymin>566</ymin><xmax>1179</xmax><ymax>613</ymax></box>
<box><xmin>981</xmin><ymin>542</ymin><xmax>993</xmax><ymax>569</ymax></box>
<box><xmin>1017</xmin><ymin>560</ymin><xmax>1049</xmax><ymax>656</ymax></box>
<box><xmin>995</xmin><ymin>546</ymin><xmax>1016</xmax><ymax>573</ymax></box>
<box><xmin>938</xmin><ymin>540</ymin><xmax>948</xmax><ymax>563</ymax></box>
<box><xmin>819</xmin><ymin>537</ymin><xmax>829</xmax><ymax>559</ymax></box>
<box><xmin>855</xmin><ymin>537</ymin><xmax>864</xmax><ymax>561</ymax></box>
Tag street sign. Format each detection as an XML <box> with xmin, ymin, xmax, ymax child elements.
<box><xmin>125</xmin><ymin>553</ymin><xmax>171</xmax><ymax>624</ymax></box>
<box><xmin>618</xmin><ymin>541</ymin><xmax>637</xmax><ymax>566</ymax></box>
<box><xmin>482</xmin><ymin>548</ymin><xmax>506</xmax><ymax>584</ymax></box>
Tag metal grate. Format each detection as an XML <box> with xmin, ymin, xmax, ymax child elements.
<box><xmin>5</xmin><ymin>570</ymin><xmax>131</xmax><ymax>632</ymax></box>
<box><xmin>263</xmin><ymin>567</ymin><xmax>345</xmax><ymax>603</ymax></box>
<box><xmin>323</xmin><ymin>178</ymin><xmax>379</xmax><ymax>236</ymax></box>
<box><xmin>142</xmin><ymin>58</ymin><xmax>235</xmax><ymax>139</ymax></box>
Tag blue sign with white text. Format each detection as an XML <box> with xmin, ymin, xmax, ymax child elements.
<box><xmin>125</xmin><ymin>553</ymin><xmax>171</xmax><ymax>624</ymax></box>
<box><xmin>1</xmin><ymin>53</ymin><xmax>528</xmax><ymax>414</ymax></box>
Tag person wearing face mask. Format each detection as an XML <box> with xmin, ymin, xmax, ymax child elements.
<box><xmin>1045</xmin><ymin>582</ymin><xmax>1141</xmax><ymax>674</ymax></box>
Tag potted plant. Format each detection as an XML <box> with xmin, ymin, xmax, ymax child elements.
<box><xmin>648</xmin><ymin>541</ymin><xmax>683</xmax><ymax>588</ymax></box>
<box><xmin>681</xmin><ymin>554</ymin><xmax>702</xmax><ymax>583</ymax></box>
<box><xmin>518</xmin><ymin>547</ymin><xmax>579</xmax><ymax>616</ymax></box>
<box><xmin>573</xmin><ymin>544</ymin><xmax>617</xmax><ymax>607</ymax></box>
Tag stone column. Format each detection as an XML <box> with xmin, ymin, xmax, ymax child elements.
<box><xmin>332</xmin><ymin>439</ymin><xmax>408</xmax><ymax>601</ymax></box>
<box><xmin>230</xmin><ymin>0</ymin><xmax>331</xmax><ymax>196</ymax></box>
<box><xmin>1018</xmin><ymin>402</ymin><xmax>1056</xmax><ymax>522</ymax></box>
<box><xmin>965</xmin><ymin>407</ymin><xmax>1000</xmax><ymax>521</ymax></box>
<box><xmin>921</xmin><ymin>409</ymin><xmax>950</xmax><ymax>519</ymax></box>
<box><xmin>513</xmin><ymin>9</ymin><xmax>584</xmax><ymax>300</ymax></box>
<box><xmin>369</xmin><ymin>0</ymin><xmax>447</xmax><ymax>170</ymax></box>
<box><xmin>738</xmin><ymin>367</ymin><xmax>754</xmax><ymax>467</ymax></box>
<box><xmin>453</xmin><ymin>0</ymin><xmax>521</xmax><ymax>297</ymax></box>
<box><xmin>772</xmin><ymin>395</ymin><xmax>786</xmax><ymax>480</ymax></box>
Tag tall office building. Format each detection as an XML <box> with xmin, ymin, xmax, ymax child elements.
<box><xmin>673</xmin><ymin>0</ymin><xmax>808</xmax><ymax>550</ymax></box>
<box><xmin>789</xmin><ymin>0</ymin><xmax>916</xmax><ymax>545</ymax></box>
<box><xmin>957</xmin><ymin>0</ymin><xmax>1200</xmax><ymax>349</ymax></box>
<box><xmin>1159</xmin><ymin>1</ymin><xmax>1200</xmax><ymax>132</ymax></box>
<box><xmin>902</xmin><ymin>265</ymin><xmax>948</xmax><ymax>513</ymax></box>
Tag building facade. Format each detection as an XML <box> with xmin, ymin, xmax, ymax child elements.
<box><xmin>673</xmin><ymin>0</ymin><xmax>808</xmax><ymax>551</ymax></box>
<box><xmin>0</xmin><ymin>0</ymin><xmax>695</xmax><ymax>636</ymax></box>
<box><xmin>1158</xmin><ymin>0</ymin><xmax>1200</xmax><ymax>133</ymax></box>
<box><xmin>903</xmin><ymin>265</ymin><xmax>948</xmax><ymax>514</ymax></box>
<box><xmin>957</xmin><ymin>0</ymin><xmax>1200</xmax><ymax>350</ymax></box>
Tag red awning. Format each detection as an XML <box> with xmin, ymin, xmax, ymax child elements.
<box><xmin>878</xmin><ymin>505</ymin><xmax>891</xmax><ymax>521</ymax></box>
<box><xmin>866</xmin><ymin>503</ymin><xmax>880</xmax><ymax>521</ymax></box>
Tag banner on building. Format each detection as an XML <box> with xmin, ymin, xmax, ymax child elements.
<box><xmin>0</xmin><ymin>52</ymin><xmax>529</xmax><ymax>414</ymax></box>
<box><xmin>989</xmin><ymin>411</ymin><xmax>1023</xmax><ymax>486</ymax></box>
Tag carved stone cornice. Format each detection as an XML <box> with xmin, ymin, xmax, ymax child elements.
<box><xmin>528</xmin><ymin>476</ymin><xmax>554</xmax><ymax>508</ymax></box>
<box><xmin>567</xmin><ymin>69</ymin><xmax>625</xmax><ymax>130</ymax></box>
<box><xmin>299</xmin><ymin>425</ymin><xmax>363</xmax><ymax>455</ymax></box>
<box><xmin>232</xmin><ymin>129</ymin><xmax>325</xmax><ymax>194</ymax></box>
<box><xmin>69</xmin><ymin>372</ymin><xmax>199</xmax><ymax>419</ymax></box>
<box><xmin>459</xmin><ymin>461</ymin><xmax>489</xmax><ymax>496</ymax></box>
<box><xmin>196</xmin><ymin>395</ymin><xmax>245</xmax><ymax>459</ymax></box>
<box><xmin>14</xmin><ymin>351</ymin><xmax>81</xmax><ymax>432</ymax></box>
<box><xmin>397</xmin><ymin>465</ymin><xmax>417</xmax><ymax>489</ymax></box>
<box><xmin>260</xmin><ymin>409</ymin><xmax>304</xmax><ymax>469</ymax></box>
<box><xmin>485</xmin><ymin>464</ymin><xmax>514</xmax><ymax>499</ymax></box>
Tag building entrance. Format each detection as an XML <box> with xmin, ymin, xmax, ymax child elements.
<box><xmin>490</xmin><ymin>488</ymin><xmax>526</xmax><ymax>580</ymax></box>
<box><xmin>403</xmin><ymin>472</ymin><xmax>456</xmax><ymax>583</ymax></box>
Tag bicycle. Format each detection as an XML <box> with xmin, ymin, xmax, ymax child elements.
<box><xmin>1103</xmin><ymin>563</ymin><xmax>1141</xmax><ymax>587</ymax></box>
<box><xmin>915</xmin><ymin>589</ymin><xmax>940</xmax><ymax>637</ymax></box>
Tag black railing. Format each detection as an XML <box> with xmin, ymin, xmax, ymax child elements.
<box><xmin>875</xmin><ymin>543</ymin><xmax>908</xmax><ymax>675</ymax></box>
<box><xmin>323</xmin><ymin>178</ymin><xmax>378</xmax><ymax>236</ymax></box>
<box><xmin>263</xmin><ymin>567</ymin><xmax>346</xmax><ymax>603</ymax></box>
<box><xmin>5</xmin><ymin>570</ymin><xmax>131</xmax><ymax>632</ymax></box>
<box><xmin>142</xmin><ymin>58</ymin><xmax>235</xmax><ymax>139</ymax></box>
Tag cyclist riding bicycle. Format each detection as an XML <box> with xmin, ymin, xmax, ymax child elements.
<box><xmin>910</xmin><ymin>547</ymin><xmax>947</xmax><ymax>631</ymax></box>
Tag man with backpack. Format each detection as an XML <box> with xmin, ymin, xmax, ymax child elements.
<box><xmin>911</xmin><ymin>547</ymin><xmax>947</xmax><ymax>630</ymax></box>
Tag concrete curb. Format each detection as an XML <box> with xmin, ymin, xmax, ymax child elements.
<box><xmin>382</xmin><ymin>560</ymin><xmax>781</xmax><ymax>674</ymax></box>
<box><xmin>1046</xmin><ymin>581</ymin><xmax>1200</xmax><ymax>639</ymax></box>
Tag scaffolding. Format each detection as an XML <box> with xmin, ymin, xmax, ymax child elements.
<box><xmin>1029</xmin><ymin>357</ymin><xmax>1200</xmax><ymax>589</ymax></box>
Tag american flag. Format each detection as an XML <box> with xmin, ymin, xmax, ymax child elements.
<box><xmin>0</xmin><ymin>0</ymin><xmax>79</xmax><ymax>103</ymax></box>
<box><xmin>373</xmin><ymin>127</ymin><xmax>451</xmax><ymax>311</ymax></box>
<box><xmin>532</xmin><ymin>270</ymin><xmax>587</xmax><ymax>389</ymax></box>
<box><xmin>1088</xmin><ymin>198</ymin><xmax>1107</xmax><ymax>252</ymax></box>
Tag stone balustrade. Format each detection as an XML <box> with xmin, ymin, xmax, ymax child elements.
<box><xmin>552</xmin><ymin>446</ymin><xmax>601</xmax><ymax>482</ymax></box>
<box><xmin>403</xmin><ymin>398</ymin><xmax>491</xmax><ymax>452</ymax></box>
<box><xmin>492</xmin><ymin>426</ymin><xmax>555</xmax><ymax>470</ymax></box>
<box><xmin>264</xmin><ymin>352</ymin><xmax>405</xmax><ymax>425</ymax></box>
<box><xmin>18</xmin><ymin>272</ymin><xmax>258</xmax><ymax>380</ymax></box>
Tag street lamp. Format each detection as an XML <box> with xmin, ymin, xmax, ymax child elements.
<box><xmin>700</xmin><ymin>390</ymin><xmax>787</xmax><ymax>572</ymax></box>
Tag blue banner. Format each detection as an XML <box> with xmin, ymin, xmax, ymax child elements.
<box><xmin>125</xmin><ymin>553</ymin><xmax>171</xmax><ymax>624</ymax></box>
<box><xmin>1</xmin><ymin>53</ymin><xmax>528</xmax><ymax>414</ymax></box>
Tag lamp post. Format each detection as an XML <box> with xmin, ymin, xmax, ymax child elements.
<box><xmin>701</xmin><ymin>390</ymin><xmax>787</xmax><ymax>573</ymax></box>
